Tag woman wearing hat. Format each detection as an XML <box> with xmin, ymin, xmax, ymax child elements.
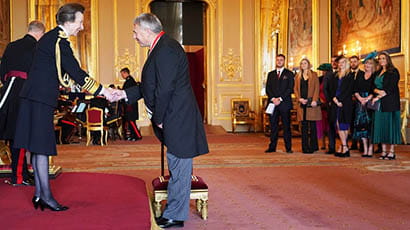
<box><xmin>352</xmin><ymin>53</ymin><xmax>377</xmax><ymax>157</ymax></box>
<box><xmin>316</xmin><ymin>63</ymin><xmax>332</xmax><ymax>150</ymax></box>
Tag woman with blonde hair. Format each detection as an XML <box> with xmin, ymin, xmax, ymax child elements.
<box><xmin>371</xmin><ymin>51</ymin><xmax>401</xmax><ymax>160</ymax></box>
<box><xmin>294</xmin><ymin>58</ymin><xmax>322</xmax><ymax>153</ymax></box>
<box><xmin>328</xmin><ymin>56</ymin><xmax>355</xmax><ymax>157</ymax></box>
<box><xmin>353</xmin><ymin>53</ymin><xmax>377</xmax><ymax>157</ymax></box>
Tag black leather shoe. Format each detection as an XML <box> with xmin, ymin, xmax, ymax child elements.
<box><xmin>326</xmin><ymin>150</ymin><xmax>335</xmax><ymax>154</ymax></box>
<box><xmin>156</xmin><ymin>217</ymin><xmax>184</xmax><ymax>228</ymax></box>
<box><xmin>286</xmin><ymin>150</ymin><xmax>293</xmax><ymax>154</ymax></box>
<box><xmin>22</xmin><ymin>178</ymin><xmax>35</xmax><ymax>186</ymax></box>
<box><xmin>265</xmin><ymin>148</ymin><xmax>276</xmax><ymax>153</ymax></box>
<box><xmin>39</xmin><ymin>199</ymin><xmax>69</xmax><ymax>212</ymax></box>
<box><xmin>32</xmin><ymin>196</ymin><xmax>40</xmax><ymax>210</ymax></box>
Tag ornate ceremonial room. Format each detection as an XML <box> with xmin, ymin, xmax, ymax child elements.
<box><xmin>1</xmin><ymin>0</ymin><xmax>410</xmax><ymax>229</ymax></box>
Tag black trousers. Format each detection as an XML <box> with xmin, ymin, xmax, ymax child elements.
<box><xmin>269</xmin><ymin>108</ymin><xmax>292</xmax><ymax>151</ymax></box>
<box><xmin>327</xmin><ymin>108</ymin><xmax>336</xmax><ymax>152</ymax></box>
<box><xmin>301</xmin><ymin>120</ymin><xmax>318</xmax><ymax>153</ymax></box>
<box><xmin>10</xmin><ymin>140</ymin><xmax>30</xmax><ymax>183</ymax></box>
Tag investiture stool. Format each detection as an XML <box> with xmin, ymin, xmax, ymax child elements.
<box><xmin>13</xmin><ymin>3</ymin><xmax>112</xmax><ymax>212</ymax></box>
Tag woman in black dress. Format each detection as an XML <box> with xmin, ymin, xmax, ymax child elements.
<box><xmin>353</xmin><ymin>57</ymin><xmax>376</xmax><ymax>157</ymax></box>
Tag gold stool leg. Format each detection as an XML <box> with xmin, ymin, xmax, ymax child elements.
<box><xmin>154</xmin><ymin>201</ymin><xmax>162</xmax><ymax>218</ymax></box>
<box><xmin>201</xmin><ymin>199</ymin><xmax>208</xmax><ymax>220</ymax></box>
<box><xmin>196</xmin><ymin>199</ymin><xmax>202</xmax><ymax>213</ymax></box>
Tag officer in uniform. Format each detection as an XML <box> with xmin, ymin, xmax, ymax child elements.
<box><xmin>0</xmin><ymin>21</ymin><xmax>45</xmax><ymax>186</ymax></box>
<box><xmin>120</xmin><ymin>67</ymin><xmax>142</xmax><ymax>141</ymax></box>
<box><xmin>13</xmin><ymin>3</ymin><xmax>112</xmax><ymax>211</ymax></box>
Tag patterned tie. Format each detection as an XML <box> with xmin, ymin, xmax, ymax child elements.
<box><xmin>277</xmin><ymin>70</ymin><xmax>281</xmax><ymax>79</ymax></box>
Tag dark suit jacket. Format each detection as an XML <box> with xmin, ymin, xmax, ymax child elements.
<box><xmin>265</xmin><ymin>68</ymin><xmax>295</xmax><ymax>110</ymax></box>
<box><xmin>376</xmin><ymin>68</ymin><xmax>400</xmax><ymax>112</ymax></box>
<box><xmin>122</xmin><ymin>76</ymin><xmax>139</xmax><ymax>121</ymax></box>
<box><xmin>19</xmin><ymin>27</ymin><xmax>102</xmax><ymax>108</ymax></box>
<box><xmin>125</xmin><ymin>34</ymin><xmax>209</xmax><ymax>158</ymax></box>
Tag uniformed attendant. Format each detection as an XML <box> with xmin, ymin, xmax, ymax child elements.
<box><xmin>0</xmin><ymin>21</ymin><xmax>45</xmax><ymax>186</ymax></box>
<box><xmin>13</xmin><ymin>3</ymin><xmax>111</xmax><ymax>211</ymax></box>
<box><xmin>120</xmin><ymin>67</ymin><xmax>142</xmax><ymax>141</ymax></box>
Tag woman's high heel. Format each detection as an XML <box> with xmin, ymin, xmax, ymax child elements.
<box><xmin>379</xmin><ymin>151</ymin><xmax>388</xmax><ymax>160</ymax></box>
<box><xmin>387</xmin><ymin>152</ymin><xmax>396</xmax><ymax>160</ymax></box>
<box><xmin>32</xmin><ymin>196</ymin><xmax>40</xmax><ymax>210</ymax></box>
<box><xmin>39</xmin><ymin>199</ymin><xmax>69</xmax><ymax>212</ymax></box>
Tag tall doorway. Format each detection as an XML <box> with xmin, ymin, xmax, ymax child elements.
<box><xmin>150</xmin><ymin>0</ymin><xmax>207</xmax><ymax>122</ymax></box>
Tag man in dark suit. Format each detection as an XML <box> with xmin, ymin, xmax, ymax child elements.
<box><xmin>0</xmin><ymin>21</ymin><xmax>45</xmax><ymax>186</ymax></box>
<box><xmin>265</xmin><ymin>54</ymin><xmax>295</xmax><ymax>153</ymax></box>
<box><xmin>13</xmin><ymin>3</ymin><xmax>111</xmax><ymax>211</ymax></box>
<box><xmin>349</xmin><ymin>55</ymin><xmax>365</xmax><ymax>151</ymax></box>
<box><xmin>120</xmin><ymin>67</ymin><xmax>142</xmax><ymax>141</ymax></box>
<box><xmin>111</xmin><ymin>13</ymin><xmax>209</xmax><ymax>228</ymax></box>
<box><xmin>323</xmin><ymin>55</ymin><xmax>339</xmax><ymax>154</ymax></box>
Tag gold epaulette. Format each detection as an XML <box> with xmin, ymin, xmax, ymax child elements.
<box><xmin>82</xmin><ymin>77</ymin><xmax>101</xmax><ymax>94</ymax></box>
<box><xmin>55</xmin><ymin>30</ymin><xmax>73</xmax><ymax>87</ymax></box>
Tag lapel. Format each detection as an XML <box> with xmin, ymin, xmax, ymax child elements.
<box><xmin>141</xmin><ymin>35</ymin><xmax>167</xmax><ymax>78</ymax></box>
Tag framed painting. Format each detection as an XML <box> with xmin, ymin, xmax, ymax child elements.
<box><xmin>331</xmin><ymin>0</ymin><xmax>401</xmax><ymax>57</ymax></box>
<box><xmin>287</xmin><ymin>0</ymin><xmax>312</xmax><ymax>70</ymax></box>
<box><xmin>0</xmin><ymin>0</ymin><xmax>10</xmax><ymax>57</ymax></box>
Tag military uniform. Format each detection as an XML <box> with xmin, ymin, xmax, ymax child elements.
<box><xmin>122</xmin><ymin>76</ymin><xmax>141</xmax><ymax>140</ymax></box>
<box><xmin>0</xmin><ymin>34</ymin><xmax>38</xmax><ymax>185</ymax></box>
<box><xmin>14</xmin><ymin>26</ymin><xmax>102</xmax><ymax>155</ymax></box>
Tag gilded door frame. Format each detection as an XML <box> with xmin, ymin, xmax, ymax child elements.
<box><xmin>140</xmin><ymin>0</ymin><xmax>216</xmax><ymax>124</ymax></box>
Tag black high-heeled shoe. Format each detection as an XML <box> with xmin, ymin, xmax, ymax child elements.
<box><xmin>379</xmin><ymin>151</ymin><xmax>388</xmax><ymax>160</ymax></box>
<box><xmin>387</xmin><ymin>152</ymin><xmax>396</xmax><ymax>160</ymax></box>
<box><xmin>39</xmin><ymin>199</ymin><xmax>69</xmax><ymax>211</ymax></box>
<box><xmin>32</xmin><ymin>196</ymin><xmax>40</xmax><ymax>210</ymax></box>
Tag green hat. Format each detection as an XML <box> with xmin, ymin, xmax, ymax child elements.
<box><xmin>317</xmin><ymin>63</ymin><xmax>332</xmax><ymax>71</ymax></box>
<box><xmin>362</xmin><ymin>51</ymin><xmax>377</xmax><ymax>63</ymax></box>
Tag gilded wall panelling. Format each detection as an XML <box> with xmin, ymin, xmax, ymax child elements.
<box><xmin>219</xmin><ymin>48</ymin><xmax>242</xmax><ymax>82</ymax></box>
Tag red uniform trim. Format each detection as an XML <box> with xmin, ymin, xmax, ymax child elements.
<box><xmin>4</xmin><ymin>70</ymin><xmax>28</xmax><ymax>81</ymax></box>
<box><xmin>16</xmin><ymin>148</ymin><xmax>26</xmax><ymax>184</ymax></box>
<box><xmin>129</xmin><ymin>121</ymin><xmax>142</xmax><ymax>138</ymax></box>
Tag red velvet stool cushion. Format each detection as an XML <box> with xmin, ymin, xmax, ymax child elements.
<box><xmin>152</xmin><ymin>175</ymin><xmax>208</xmax><ymax>191</ymax></box>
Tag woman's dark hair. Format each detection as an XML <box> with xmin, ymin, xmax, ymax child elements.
<box><xmin>378</xmin><ymin>51</ymin><xmax>396</xmax><ymax>72</ymax></box>
<box><xmin>56</xmin><ymin>3</ymin><xmax>85</xmax><ymax>25</ymax></box>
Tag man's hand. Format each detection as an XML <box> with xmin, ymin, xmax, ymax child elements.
<box><xmin>157</xmin><ymin>123</ymin><xmax>163</xmax><ymax>129</ymax></box>
<box><xmin>103</xmin><ymin>88</ymin><xmax>127</xmax><ymax>102</ymax></box>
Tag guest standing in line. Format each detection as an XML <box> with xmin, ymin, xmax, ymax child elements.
<box><xmin>0</xmin><ymin>21</ymin><xmax>45</xmax><ymax>186</ymax></box>
<box><xmin>371</xmin><ymin>51</ymin><xmax>401</xmax><ymax>160</ymax></box>
<box><xmin>316</xmin><ymin>63</ymin><xmax>332</xmax><ymax>150</ymax></box>
<box><xmin>13</xmin><ymin>3</ymin><xmax>111</xmax><ymax>211</ymax></box>
<box><xmin>349</xmin><ymin>55</ymin><xmax>365</xmax><ymax>151</ymax></box>
<box><xmin>353</xmin><ymin>53</ymin><xmax>377</xmax><ymax>157</ymax></box>
<box><xmin>323</xmin><ymin>56</ymin><xmax>339</xmax><ymax>154</ymax></box>
<box><xmin>329</xmin><ymin>56</ymin><xmax>355</xmax><ymax>157</ymax></box>
<box><xmin>110</xmin><ymin>13</ymin><xmax>209</xmax><ymax>228</ymax></box>
<box><xmin>265</xmin><ymin>54</ymin><xmax>295</xmax><ymax>153</ymax></box>
<box><xmin>293</xmin><ymin>58</ymin><xmax>322</xmax><ymax>153</ymax></box>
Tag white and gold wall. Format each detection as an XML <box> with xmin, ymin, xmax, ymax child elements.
<box><xmin>9</xmin><ymin>0</ymin><xmax>410</xmax><ymax>131</ymax></box>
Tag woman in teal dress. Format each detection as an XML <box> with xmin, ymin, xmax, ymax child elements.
<box><xmin>371</xmin><ymin>52</ymin><xmax>401</xmax><ymax>160</ymax></box>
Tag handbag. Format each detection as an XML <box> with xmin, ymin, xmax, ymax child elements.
<box><xmin>354</xmin><ymin>104</ymin><xmax>370</xmax><ymax>131</ymax></box>
<box><xmin>366</xmin><ymin>100</ymin><xmax>381</xmax><ymax>111</ymax></box>
<box><xmin>307</xmin><ymin>98</ymin><xmax>322</xmax><ymax>107</ymax></box>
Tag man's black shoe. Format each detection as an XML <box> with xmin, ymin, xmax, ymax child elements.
<box><xmin>286</xmin><ymin>150</ymin><xmax>293</xmax><ymax>154</ymax></box>
<box><xmin>326</xmin><ymin>150</ymin><xmax>335</xmax><ymax>154</ymax></box>
<box><xmin>156</xmin><ymin>217</ymin><xmax>184</xmax><ymax>228</ymax></box>
<box><xmin>5</xmin><ymin>178</ymin><xmax>35</xmax><ymax>186</ymax></box>
<box><xmin>265</xmin><ymin>148</ymin><xmax>276</xmax><ymax>153</ymax></box>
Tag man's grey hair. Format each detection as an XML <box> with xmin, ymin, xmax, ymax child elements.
<box><xmin>134</xmin><ymin>13</ymin><xmax>163</xmax><ymax>33</ymax></box>
<box><xmin>28</xmin><ymin>20</ymin><xmax>45</xmax><ymax>33</ymax></box>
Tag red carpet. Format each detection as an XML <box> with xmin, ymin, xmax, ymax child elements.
<box><xmin>0</xmin><ymin>172</ymin><xmax>151</xmax><ymax>230</ymax></box>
